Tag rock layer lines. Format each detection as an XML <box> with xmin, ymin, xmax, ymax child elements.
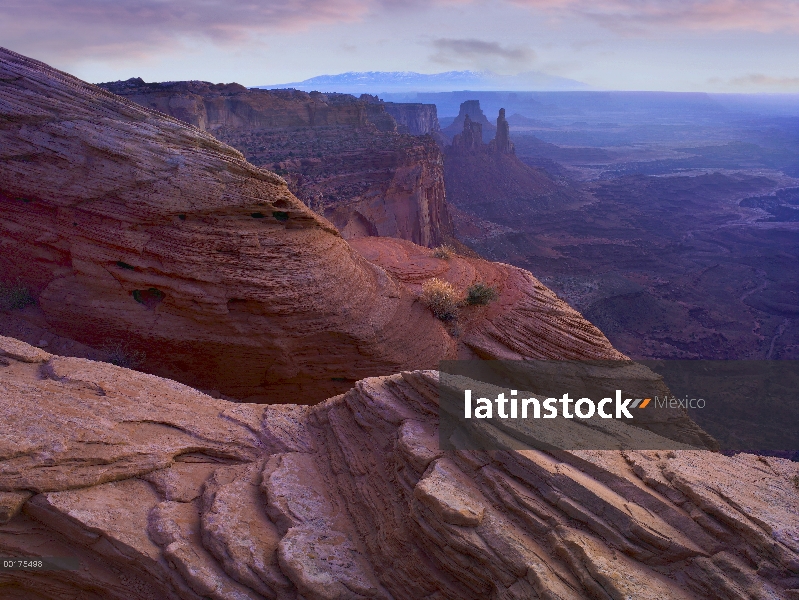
<box><xmin>1</xmin><ymin>336</ymin><xmax>797</xmax><ymax>599</ymax></box>
<box><xmin>0</xmin><ymin>47</ymin><xmax>451</xmax><ymax>402</ymax></box>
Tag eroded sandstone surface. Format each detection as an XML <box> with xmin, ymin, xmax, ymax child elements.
<box><xmin>1</xmin><ymin>336</ymin><xmax>797</xmax><ymax>599</ymax></box>
<box><xmin>0</xmin><ymin>48</ymin><xmax>627</xmax><ymax>402</ymax></box>
<box><xmin>97</xmin><ymin>79</ymin><xmax>454</xmax><ymax>248</ymax></box>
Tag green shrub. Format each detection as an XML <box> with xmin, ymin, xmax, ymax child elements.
<box><xmin>432</xmin><ymin>244</ymin><xmax>455</xmax><ymax>260</ymax></box>
<box><xmin>272</xmin><ymin>211</ymin><xmax>290</xmax><ymax>222</ymax></box>
<box><xmin>0</xmin><ymin>281</ymin><xmax>35</xmax><ymax>311</ymax></box>
<box><xmin>420</xmin><ymin>278</ymin><xmax>461</xmax><ymax>321</ymax></box>
<box><xmin>466</xmin><ymin>282</ymin><xmax>498</xmax><ymax>306</ymax></box>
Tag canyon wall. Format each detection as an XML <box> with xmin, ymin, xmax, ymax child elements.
<box><xmin>1</xmin><ymin>48</ymin><xmax>620</xmax><ymax>403</ymax></box>
<box><xmin>99</xmin><ymin>79</ymin><xmax>454</xmax><ymax>248</ymax></box>
<box><xmin>382</xmin><ymin>102</ymin><xmax>441</xmax><ymax>135</ymax></box>
<box><xmin>2</xmin><ymin>336</ymin><xmax>797</xmax><ymax>600</ymax></box>
<box><xmin>0</xmin><ymin>48</ymin><xmax>451</xmax><ymax>402</ymax></box>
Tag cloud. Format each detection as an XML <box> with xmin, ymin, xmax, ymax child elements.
<box><xmin>2</xmin><ymin>0</ymin><xmax>797</xmax><ymax>73</ymax></box>
<box><xmin>729</xmin><ymin>74</ymin><xmax>799</xmax><ymax>88</ymax></box>
<box><xmin>503</xmin><ymin>0</ymin><xmax>799</xmax><ymax>33</ymax></box>
<box><xmin>430</xmin><ymin>38</ymin><xmax>536</xmax><ymax>72</ymax></box>
<box><xmin>0</xmin><ymin>0</ymin><xmax>370</xmax><ymax>60</ymax></box>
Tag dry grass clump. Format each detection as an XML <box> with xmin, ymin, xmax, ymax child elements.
<box><xmin>432</xmin><ymin>244</ymin><xmax>455</xmax><ymax>260</ymax></box>
<box><xmin>0</xmin><ymin>280</ymin><xmax>35</xmax><ymax>311</ymax></box>
<box><xmin>466</xmin><ymin>282</ymin><xmax>498</xmax><ymax>306</ymax></box>
<box><xmin>420</xmin><ymin>278</ymin><xmax>461</xmax><ymax>321</ymax></box>
<box><xmin>102</xmin><ymin>342</ymin><xmax>146</xmax><ymax>370</ymax></box>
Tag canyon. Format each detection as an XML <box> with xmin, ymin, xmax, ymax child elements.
<box><xmin>0</xmin><ymin>48</ymin><xmax>619</xmax><ymax>403</ymax></box>
<box><xmin>98</xmin><ymin>79</ymin><xmax>453</xmax><ymax>248</ymax></box>
<box><xmin>2</xmin><ymin>47</ymin><xmax>798</xmax><ymax>600</ymax></box>
<box><xmin>430</xmin><ymin>95</ymin><xmax>798</xmax><ymax>360</ymax></box>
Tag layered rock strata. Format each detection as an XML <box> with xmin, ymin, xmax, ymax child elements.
<box><xmin>358</xmin><ymin>97</ymin><xmax>441</xmax><ymax>136</ymax></box>
<box><xmin>442</xmin><ymin>100</ymin><xmax>496</xmax><ymax>144</ymax></box>
<box><xmin>443</xmin><ymin>107</ymin><xmax>581</xmax><ymax>244</ymax></box>
<box><xmin>1</xmin><ymin>335</ymin><xmax>797</xmax><ymax>600</ymax></box>
<box><xmin>1</xmin><ymin>48</ymin><xmax>629</xmax><ymax>402</ymax></box>
<box><xmin>491</xmin><ymin>108</ymin><xmax>515</xmax><ymax>155</ymax></box>
<box><xmin>0</xmin><ymin>47</ymin><xmax>452</xmax><ymax>402</ymax></box>
<box><xmin>383</xmin><ymin>102</ymin><xmax>440</xmax><ymax>135</ymax></box>
<box><xmin>350</xmin><ymin>237</ymin><xmax>624</xmax><ymax>362</ymax></box>
<box><xmin>98</xmin><ymin>79</ymin><xmax>454</xmax><ymax>247</ymax></box>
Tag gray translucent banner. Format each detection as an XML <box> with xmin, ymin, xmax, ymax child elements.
<box><xmin>0</xmin><ymin>557</ymin><xmax>80</xmax><ymax>571</ymax></box>
<box><xmin>438</xmin><ymin>360</ymin><xmax>799</xmax><ymax>454</ymax></box>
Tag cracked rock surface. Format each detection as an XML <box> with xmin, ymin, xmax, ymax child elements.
<box><xmin>2</xmin><ymin>336</ymin><xmax>798</xmax><ymax>599</ymax></box>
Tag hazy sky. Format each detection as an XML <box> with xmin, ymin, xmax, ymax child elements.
<box><xmin>2</xmin><ymin>0</ymin><xmax>799</xmax><ymax>92</ymax></box>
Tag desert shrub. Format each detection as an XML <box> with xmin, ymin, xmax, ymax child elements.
<box><xmin>0</xmin><ymin>281</ymin><xmax>35</xmax><ymax>311</ymax></box>
<box><xmin>272</xmin><ymin>211</ymin><xmax>290</xmax><ymax>222</ymax></box>
<box><xmin>420</xmin><ymin>278</ymin><xmax>461</xmax><ymax>321</ymax></box>
<box><xmin>466</xmin><ymin>282</ymin><xmax>498</xmax><ymax>306</ymax></box>
<box><xmin>102</xmin><ymin>342</ymin><xmax>146</xmax><ymax>370</ymax></box>
<box><xmin>432</xmin><ymin>244</ymin><xmax>455</xmax><ymax>260</ymax></box>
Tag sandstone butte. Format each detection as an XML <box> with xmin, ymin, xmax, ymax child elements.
<box><xmin>1</xmin><ymin>47</ymin><xmax>628</xmax><ymax>403</ymax></box>
<box><xmin>97</xmin><ymin>78</ymin><xmax>453</xmax><ymax>249</ymax></box>
<box><xmin>1</xmin><ymin>335</ymin><xmax>799</xmax><ymax>599</ymax></box>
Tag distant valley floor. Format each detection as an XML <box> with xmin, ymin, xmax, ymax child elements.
<box><xmin>449</xmin><ymin>127</ymin><xmax>799</xmax><ymax>360</ymax></box>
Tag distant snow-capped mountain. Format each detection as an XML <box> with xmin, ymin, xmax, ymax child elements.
<box><xmin>258</xmin><ymin>70</ymin><xmax>588</xmax><ymax>93</ymax></box>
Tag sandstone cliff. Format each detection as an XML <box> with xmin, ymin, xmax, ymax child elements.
<box><xmin>382</xmin><ymin>102</ymin><xmax>441</xmax><ymax>135</ymax></box>
<box><xmin>97</xmin><ymin>79</ymin><xmax>372</xmax><ymax>131</ymax></box>
<box><xmin>0</xmin><ymin>48</ymin><xmax>453</xmax><ymax>402</ymax></box>
<box><xmin>442</xmin><ymin>100</ymin><xmax>496</xmax><ymax>144</ymax></box>
<box><xmin>491</xmin><ymin>108</ymin><xmax>515</xmax><ymax>155</ymax></box>
<box><xmin>2</xmin><ymin>335</ymin><xmax>797</xmax><ymax>600</ymax></box>
<box><xmin>98</xmin><ymin>79</ymin><xmax>454</xmax><ymax>248</ymax></box>
<box><xmin>354</xmin><ymin>95</ymin><xmax>442</xmax><ymax>136</ymax></box>
<box><xmin>444</xmin><ymin>107</ymin><xmax>582</xmax><ymax>247</ymax></box>
<box><xmin>0</xmin><ymin>48</ymin><xmax>619</xmax><ymax>402</ymax></box>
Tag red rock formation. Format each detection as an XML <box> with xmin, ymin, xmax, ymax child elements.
<box><xmin>443</xmin><ymin>109</ymin><xmax>580</xmax><ymax>244</ymax></box>
<box><xmin>0</xmin><ymin>48</ymin><xmax>615</xmax><ymax>403</ymax></box>
<box><xmin>278</xmin><ymin>136</ymin><xmax>451</xmax><ymax>248</ymax></box>
<box><xmin>97</xmin><ymin>79</ymin><xmax>372</xmax><ymax>131</ymax></box>
<box><xmin>358</xmin><ymin>96</ymin><xmax>441</xmax><ymax>135</ymax></box>
<box><xmin>0</xmin><ymin>47</ymin><xmax>453</xmax><ymax>402</ymax></box>
<box><xmin>2</xmin><ymin>336</ymin><xmax>797</xmax><ymax>600</ymax></box>
<box><xmin>350</xmin><ymin>237</ymin><xmax>625</xmax><ymax>362</ymax></box>
<box><xmin>441</xmin><ymin>99</ymin><xmax>496</xmax><ymax>144</ymax></box>
<box><xmin>451</xmin><ymin>114</ymin><xmax>484</xmax><ymax>153</ymax></box>
<box><xmin>491</xmin><ymin>108</ymin><xmax>515</xmax><ymax>155</ymax></box>
<box><xmin>98</xmin><ymin>79</ymin><xmax>455</xmax><ymax>248</ymax></box>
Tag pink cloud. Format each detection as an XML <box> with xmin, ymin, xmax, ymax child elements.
<box><xmin>730</xmin><ymin>73</ymin><xmax>799</xmax><ymax>87</ymax></box>
<box><xmin>1</xmin><ymin>0</ymin><xmax>796</xmax><ymax>66</ymax></box>
<box><xmin>0</xmin><ymin>0</ymin><xmax>370</xmax><ymax>59</ymax></box>
<box><xmin>503</xmin><ymin>0</ymin><xmax>799</xmax><ymax>33</ymax></box>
